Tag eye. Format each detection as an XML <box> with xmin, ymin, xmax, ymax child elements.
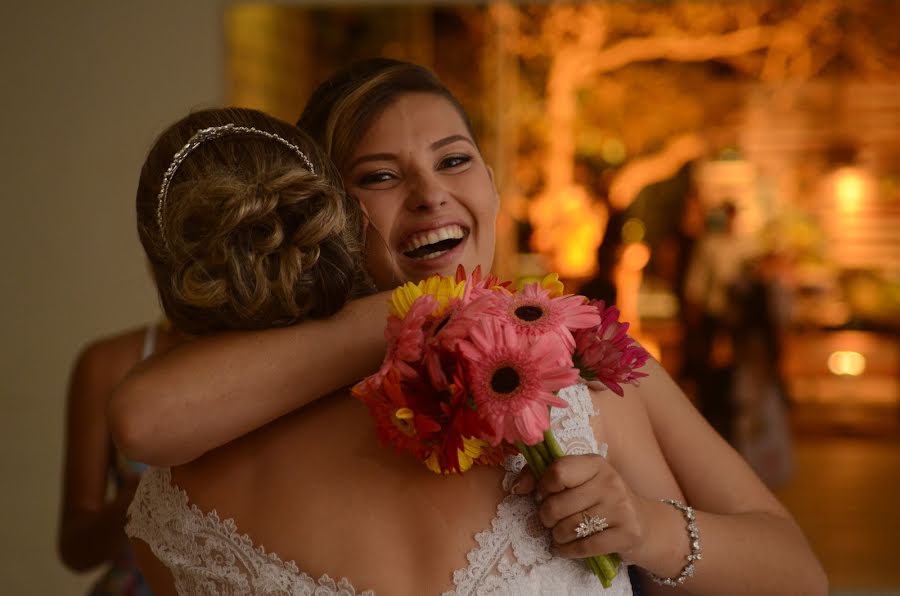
<box><xmin>438</xmin><ymin>154</ymin><xmax>472</xmax><ymax>171</ymax></box>
<box><xmin>357</xmin><ymin>169</ymin><xmax>397</xmax><ymax>187</ymax></box>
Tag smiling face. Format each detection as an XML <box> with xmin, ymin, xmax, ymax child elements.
<box><xmin>343</xmin><ymin>92</ymin><xmax>499</xmax><ymax>290</ymax></box>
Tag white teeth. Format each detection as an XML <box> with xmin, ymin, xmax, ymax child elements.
<box><xmin>418</xmin><ymin>249</ymin><xmax>449</xmax><ymax>260</ymax></box>
<box><xmin>401</xmin><ymin>224</ymin><xmax>465</xmax><ymax>253</ymax></box>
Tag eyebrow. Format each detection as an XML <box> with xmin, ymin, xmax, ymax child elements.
<box><xmin>348</xmin><ymin>134</ymin><xmax>476</xmax><ymax>171</ymax></box>
<box><xmin>430</xmin><ymin>134</ymin><xmax>475</xmax><ymax>151</ymax></box>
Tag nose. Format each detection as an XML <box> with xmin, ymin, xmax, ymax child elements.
<box><xmin>405</xmin><ymin>169</ymin><xmax>448</xmax><ymax>212</ymax></box>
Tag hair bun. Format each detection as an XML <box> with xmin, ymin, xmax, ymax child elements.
<box><xmin>137</xmin><ymin>108</ymin><xmax>371</xmax><ymax>335</ymax></box>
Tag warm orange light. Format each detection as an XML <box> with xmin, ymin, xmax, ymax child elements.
<box><xmin>620</xmin><ymin>242</ymin><xmax>651</xmax><ymax>272</ymax></box>
<box><xmin>621</xmin><ymin>218</ymin><xmax>646</xmax><ymax>244</ymax></box>
<box><xmin>601</xmin><ymin>137</ymin><xmax>626</xmax><ymax>165</ymax></box>
<box><xmin>833</xmin><ymin>167</ymin><xmax>867</xmax><ymax>213</ymax></box>
<box><xmin>827</xmin><ymin>351</ymin><xmax>866</xmax><ymax>376</ymax></box>
<box><xmin>529</xmin><ymin>185</ymin><xmax>604</xmax><ymax>278</ymax></box>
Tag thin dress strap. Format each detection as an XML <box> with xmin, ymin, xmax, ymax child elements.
<box><xmin>141</xmin><ymin>323</ymin><xmax>158</xmax><ymax>360</ymax></box>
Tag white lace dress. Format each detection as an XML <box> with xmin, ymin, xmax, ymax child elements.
<box><xmin>126</xmin><ymin>384</ymin><xmax>633</xmax><ymax>595</ymax></box>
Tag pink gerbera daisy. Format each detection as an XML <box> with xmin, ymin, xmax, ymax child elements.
<box><xmin>456</xmin><ymin>264</ymin><xmax>510</xmax><ymax>302</ymax></box>
<box><xmin>465</xmin><ymin>283</ymin><xmax>600</xmax><ymax>353</ymax></box>
<box><xmin>372</xmin><ymin>294</ymin><xmax>439</xmax><ymax>387</ymax></box>
<box><xmin>574</xmin><ymin>301</ymin><xmax>650</xmax><ymax>396</ymax></box>
<box><xmin>459</xmin><ymin>319</ymin><xmax>579</xmax><ymax>446</ymax></box>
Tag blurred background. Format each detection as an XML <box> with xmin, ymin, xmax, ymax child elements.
<box><xmin>2</xmin><ymin>1</ymin><xmax>897</xmax><ymax>594</ymax></box>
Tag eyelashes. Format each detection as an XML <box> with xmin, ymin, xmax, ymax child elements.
<box><xmin>357</xmin><ymin>170</ymin><xmax>395</xmax><ymax>186</ymax></box>
<box><xmin>354</xmin><ymin>153</ymin><xmax>474</xmax><ymax>189</ymax></box>
<box><xmin>439</xmin><ymin>154</ymin><xmax>471</xmax><ymax>169</ymax></box>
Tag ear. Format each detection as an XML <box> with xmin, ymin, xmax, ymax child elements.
<box><xmin>486</xmin><ymin>164</ymin><xmax>500</xmax><ymax>203</ymax></box>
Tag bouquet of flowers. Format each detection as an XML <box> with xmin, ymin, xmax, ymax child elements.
<box><xmin>353</xmin><ymin>266</ymin><xmax>650</xmax><ymax>588</ymax></box>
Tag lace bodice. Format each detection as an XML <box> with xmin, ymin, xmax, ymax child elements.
<box><xmin>126</xmin><ymin>384</ymin><xmax>632</xmax><ymax>595</ymax></box>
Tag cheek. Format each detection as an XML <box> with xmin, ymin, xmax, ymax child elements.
<box><xmin>470</xmin><ymin>179</ymin><xmax>499</xmax><ymax>237</ymax></box>
<box><xmin>357</xmin><ymin>194</ymin><xmax>396</xmax><ymax>237</ymax></box>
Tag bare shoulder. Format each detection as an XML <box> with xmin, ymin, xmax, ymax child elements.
<box><xmin>69</xmin><ymin>326</ymin><xmax>150</xmax><ymax>406</ymax></box>
<box><xmin>585</xmin><ymin>372</ymin><xmax>684</xmax><ymax>501</ymax></box>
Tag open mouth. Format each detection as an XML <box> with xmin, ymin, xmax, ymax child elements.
<box><xmin>401</xmin><ymin>224</ymin><xmax>467</xmax><ymax>261</ymax></box>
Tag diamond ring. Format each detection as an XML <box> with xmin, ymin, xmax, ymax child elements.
<box><xmin>574</xmin><ymin>512</ymin><xmax>609</xmax><ymax>539</ymax></box>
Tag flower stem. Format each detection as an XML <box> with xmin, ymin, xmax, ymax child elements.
<box><xmin>530</xmin><ymin>444</ymin><xmax>548</xmax><ymax>476</ymax></box>
<box><xmin>534</xmin><ymin>440</ymin><xmax>553</xmax><ymax>465</ymax></box>
<box><xmin>597</xmin><ymin>553</ymin><xmax>620</xmax><ymax>583</ymax></box>
<box><xmin>543</xmin><ymin>429</ymin><xmax>566</xmax><ymax>459</ymax></box>
<box><xmin>515</xmin><ymin>442</ymin><xmax>545</xmax><ymax>476</ymax></box>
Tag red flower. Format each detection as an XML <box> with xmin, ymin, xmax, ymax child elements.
<box><xmin>353</xmin><ymin>368</ymin><xmax>441</xmax><ymax>460</ymax></box>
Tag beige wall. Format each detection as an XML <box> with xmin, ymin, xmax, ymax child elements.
<box><xmin>0</xmin><ymin>1</ymin><xmax>225</xmax><ymax>592</ymax></box>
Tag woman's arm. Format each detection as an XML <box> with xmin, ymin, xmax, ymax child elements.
<box><xmin>58</xmin><ymin>341</ymin><xmax>138</xmax><ymax>571</ymax></box>
<box><xmin>634</xmin><ymin>358</ymin><xmax>827</xmax><ymax>595</ymax></box>
<box><xmin>524</xmin><ymin>358</ymin><xmax>826</xmax><ymax>595</ymax></box>
<box><xmin>108</xmin><ymin>291</ymin><xmax>390</xmax><ymax>467</ymax></box>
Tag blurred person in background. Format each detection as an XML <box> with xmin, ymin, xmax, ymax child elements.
<box><xmin>579</xmin><ymin>209</ymin><xmax>626</xmax><ymax>306</ymax></box>
<box><xmin>672</xmin><ymin>189</ymin><xmax>706</xmax><ymax>392</ymax></box>
<box><xmin>58</xmin><ymin>320</ymin><xmax>182</xmax><ymax>595</ymax></box>
<box><xmin>683</xmin><ymin>200</ymin><xmax>756</xmax><ymax>443</ymax></box>
<box><xmin>730</xmin><ymin>252</ymin><xmax>794</xmax><ymax>488</ymax></box>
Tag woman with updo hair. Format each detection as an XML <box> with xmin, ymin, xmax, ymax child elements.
<box><xmin>118</xmin><ymin>61</ymin><xmax>825</xmax><ymax>596</ymax></box>
<box><xmin>135</xmin><ymin>106</ymin><xmax>372</xmax><ymax>336</ymax></box>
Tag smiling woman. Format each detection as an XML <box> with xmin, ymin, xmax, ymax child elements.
<box><xmin>341</xmin><ymin>92</ymin><xmax>499</xmax><ymax>290</ymax></box>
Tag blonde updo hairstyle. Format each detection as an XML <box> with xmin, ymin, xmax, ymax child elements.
<box><xmin>136</xmin><ymin>107</ymin><xmax>371</xmax><ymax>335</ymax></box>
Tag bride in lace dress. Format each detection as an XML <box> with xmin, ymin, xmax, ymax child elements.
<box><xmin>115</xmin><ymin>61</ymin><xmax>827</xmax><ymax>595</ymax></box>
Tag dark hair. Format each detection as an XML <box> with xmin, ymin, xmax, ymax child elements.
<box><xmin>297</xmin><ymin>58</ymin><xmax>477</xmax><ymax>173</ymax></box>
<box><xmin>136</xmin><ymin>107</ymin><xmax>372</xmax><ymax>335</ymax></box>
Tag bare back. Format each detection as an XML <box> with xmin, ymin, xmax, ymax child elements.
<box><xmin>127</xmin><ymin>384</ymin><xmax>637</xmax><ymax>595</ymax></box>
<box><xmin>143</xmin><ymin>391</ymin><xmax>506</xmax><ymax>594</ymax></box>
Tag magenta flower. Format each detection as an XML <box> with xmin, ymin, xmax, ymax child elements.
<box><xmin>574</xmin><ymin>301</ymin><xmax>649</xmax><ymax>396</ymax></box>
<box><xmin>459</xmin><ymin>319</ymin><xmax>579</xmax><ymax>445</ymax></box>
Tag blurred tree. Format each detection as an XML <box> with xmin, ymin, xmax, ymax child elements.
<box><xmin>491</xmin><ymin>0</ymin><xmax>898</xmax><ymax>275</ymax></box>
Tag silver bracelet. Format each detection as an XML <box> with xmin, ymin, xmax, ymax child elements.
<box><xmin>648</xmin><ymin>498</ymin><xmax>702</xmax><ymax>587</ymax></box>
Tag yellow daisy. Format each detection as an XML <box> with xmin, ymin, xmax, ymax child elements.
<box><xmin>424</xmin><ymin>436</ymin><xmax>489</xmax><ymax>475</ymax></box>
<box><xmin>390</xmin><ymin>274</ymin><xmax>467</xmax><ymax>318</ymax></box>
<box><xmin>540</xmin><ymin>272</ymin><xmax>565</xmax><ymax>298</ymax></box>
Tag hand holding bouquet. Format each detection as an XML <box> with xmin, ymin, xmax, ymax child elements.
<box><xmin>353</xmin><ymin>267</ymin><xmax>649</xmax><ymax>588</ymax></box>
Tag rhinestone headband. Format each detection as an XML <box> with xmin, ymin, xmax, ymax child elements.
<box><xmin>155</xmin><ymin>123</ymin><xmax>316</xmax><ymax>252</ymax></box>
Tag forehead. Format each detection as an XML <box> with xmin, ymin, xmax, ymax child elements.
<box><xmin>353</xmin><ymin>92</ymin><xmax>472</xmax><ymax>154</ymax></box>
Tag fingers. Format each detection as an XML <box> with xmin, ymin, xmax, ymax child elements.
<box><xmin>549</xmin><ymin>502</ymin><xmax>642</xmax><ymax>560</ymax></box>
<box><xmin>539</xmin><ymin>480</ymin><xmax>603</xmax><ymax>530</ymax></box>
<box><xmin>552</xmin><ymin>522</ymin><xmax>630</xmax><ymax>560</ymax></box>
<box><xmin>509</xmin><ymin>467</ymin><xmax>537</xmax><ymax>495</ymax></box>
<box><xmin>531</xmin><ymin>454</ymin><xmax>647</xmax><ymax>563</ymax></box>
<box><xmin>585</xmin><ymin>380</ymin><xmax>606</xmax><ymax>392</ymax></box>
<box><xmin>537</xmin><ymin>454</ymin><xmax>608</xmax><ymax>499</ymax></box>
